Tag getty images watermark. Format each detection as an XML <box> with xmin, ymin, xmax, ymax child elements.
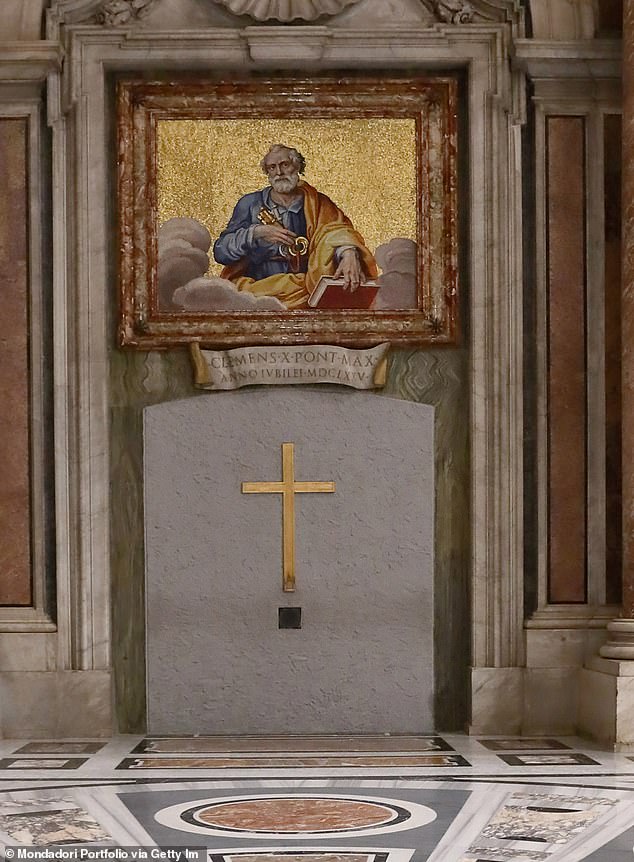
<box><xmin>3</xmin><ymin>849</ymin><xmax>206</xmax><ymax>861</ymax></box>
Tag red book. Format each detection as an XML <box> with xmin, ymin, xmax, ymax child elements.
<box><xmin>307</xmin><ymin>276</ymin><xmax>379</xmax><ymax>310</ymax></box>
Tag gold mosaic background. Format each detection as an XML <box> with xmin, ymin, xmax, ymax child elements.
<box><xmin>157</xmin><ymin>118</ymin><xmax>417</xmax><ymax>277</ymax></box>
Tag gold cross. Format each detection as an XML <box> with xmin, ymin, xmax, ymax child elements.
<box><xmin>241</xmin><ymin>442</ymin><xmax>336</xmax><ymax>592</ymax></box>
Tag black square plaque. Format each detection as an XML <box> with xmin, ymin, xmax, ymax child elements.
<box><xmin>278</xmin><ymin>607</ymin><xmax>302</xmax><ymax>629</ymax></box>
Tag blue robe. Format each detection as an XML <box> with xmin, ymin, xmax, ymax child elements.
<box><xmin>213</xmin><ymin>187</ymin><xmax>308</xmax><ymax>281</ymax></box>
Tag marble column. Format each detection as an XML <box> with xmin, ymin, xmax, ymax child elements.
<box><xmin>600</xmin><ymin>0</ymin><xmax>634</xmax><ymax>659</ymax></box>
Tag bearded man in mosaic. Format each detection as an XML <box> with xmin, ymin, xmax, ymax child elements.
<box><xmin>213</xmin><ymin>144</ymin><xmax>378</xmax><ymax>309</ymax></box>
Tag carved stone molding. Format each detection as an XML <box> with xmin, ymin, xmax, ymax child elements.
<box><xmin>213</xmin><ymin>0</ymin><xmax>361</xmax><ymax>21</ymax></box>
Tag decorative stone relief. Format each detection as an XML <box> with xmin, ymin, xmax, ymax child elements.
<box><xmin>96</xmin><ymin>0</ymin><xmax>158</xmax><ymax>26</ymax></box>
<box><xmin>421</xmin><ymin>0</ymin><xmax>522</xmax><ymax>25</ymax></box>
<box><xmin>432</xmin><ymin>0</ymin><xmax>475</xmax><ymax>24</ymax></box>
<box><xmin>213</xmin><ymin>0</ymin><xmax>362</xmax><ymax>21</ymax></box>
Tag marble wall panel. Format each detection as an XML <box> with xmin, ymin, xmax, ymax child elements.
<box><xmin>0</xmin><ymin>118</ymin><xmax>32</xmax><ymax>606</ymax></box>
<box><xmin>546</xmin><ymin>116</ymin><xmax>587</xmax><ymax>604</ymax></box>
<box><xmin>604</xmin><ymin>113</ymin><xmax>623</xmax><ymax>605</ymax></box>
<box><xmin>383</xmin><ymin>350</ymin><xmax>470</xmax><ymax>731</ymax></box>
<box><xmin>110</xmin><ymin>349</ymin><xmax>202</xmax><ymax>733</ymax></box>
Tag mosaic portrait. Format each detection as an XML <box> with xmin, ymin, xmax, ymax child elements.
<box><xmin>118</xmin><ymin>77</ymin><xmax>458</xmax><ymax>347</ymax></box>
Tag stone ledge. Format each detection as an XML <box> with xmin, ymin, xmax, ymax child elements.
<box><xmin>586</xmin><ymin>654</ymin><xmax>634</xmax><ymax>676</ymax></box>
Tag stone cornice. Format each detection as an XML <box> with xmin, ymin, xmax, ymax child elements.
<box><xmin>514</xmin><ymin>38</ymin><xmax>622</xmax><ymax>79</ymax></box>
<box><xmin>0</xmin><ymin>42</ymin><xmax>63</xmax><ymax>81</ymax></box>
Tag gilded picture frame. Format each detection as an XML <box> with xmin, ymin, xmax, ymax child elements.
<box><xmin>117</xmin><ymin>76</ymin><xmax>458</xmax><ymax>348</ymax></box>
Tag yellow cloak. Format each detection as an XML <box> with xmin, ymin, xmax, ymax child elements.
<box><xmin>219</xmin><ymin>181</ymin><xmax>378</xmax><ymax>309</ymax></box>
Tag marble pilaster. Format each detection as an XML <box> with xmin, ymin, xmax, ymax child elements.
<box><xmin>622</xmin><ymin>0</ymin><xmax>634</xmax><ymax>623</ymax></box>
<box><xmin>601</xmin><ymin>0</ymin><xmax>634</xmax><ymax>659</ymax></box>
<box><xmin>577</xmin><ymin>0</ymin><xmax>634</xmax><ymax>749</ymax></box>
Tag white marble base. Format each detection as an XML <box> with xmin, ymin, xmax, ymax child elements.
<box><xmin>469</xmin><ymin>667</ymin><xmax>523</xmax><ymax>735</ymax></box>
<box><xmin>0</xmin><ymin>671</ymin><xmax>113</xmax><ymax>738</ymax></box>
<box><xmin>470</xmin><ymin>649</ymin><xmax>633</xmax><ymax>739</ymax></box>
<box><xmin>578</xmin><ymin>657</ymin><xmax>634</xmax><ymax>751</ymax></box>
<box><xmin>470</xmin><ymin>666</ymin><xmax>580</xmax><ymax>736</ymax></box>
<box><xmin>523</xmin><ymin>667</ymin><xmax>579</xmax><ymax>735</ymax></box>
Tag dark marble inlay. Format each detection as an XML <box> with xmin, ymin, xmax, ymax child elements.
<box><xmin>499</xmin><ymin>835</ymin><xmax>547</xmax><ymax>842</ymax></box>
<box><xmin>477</xmin><ymin>738</ymin><xmax>571</xmax><ymax>751</ymax></box>
<box><xmin>13</xmin><ymin>742</ymin><xmax>106</xmax><ymax>755</ymax></box>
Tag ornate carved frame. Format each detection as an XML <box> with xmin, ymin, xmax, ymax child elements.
<box><xmin>118</xmin><ymin>76</ymin><xmax>458</xmax><ymax>348</ymax></box>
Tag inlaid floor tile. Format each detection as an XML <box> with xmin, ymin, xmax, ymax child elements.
<box><xmin>12</xmin><ymin>742</ymin><xmax>106</xmax><ymax>756</ymax></box>
<box><xmin>476</xmin><ymin>738</ymin><xmax>572</xmax><ymax>752</ymax></box>
<box><xmin>0</xmin><ymin>758</ymin><xmax>89</xmax><ymax>770</ymax></box>
<box><xmin>496</xmin><ymin>753</ymin><xmax>601</xmax><ymax>767</ymax></box>
<box><xmin>0</xmin><ymin>806</ymin><xmax>112</xmax><ymax>845</ymax></box>
<box><xmin>121</xmin><ymin>785</ymin><xmax>467</xmax><ymax>851</ymax></box>
<box><xmin>132</xmin><ymin>737</ymin><xmax>454</xmax><ymax>755</ymax></box>
<box><xmin>116</xmin><ymin>754</ymin><xmax>469</xmax><ymax>770</ymax></box>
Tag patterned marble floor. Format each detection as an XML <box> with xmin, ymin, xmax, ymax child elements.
<box><xmin>2</xmin><ymin>735</ymin><xmax>634</xmax><ymax>860</ymax></box>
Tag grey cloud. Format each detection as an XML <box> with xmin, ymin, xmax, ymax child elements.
<box><xmin>374</xmin><ymin>237</ymin><xmax>418</xmax><ymax>310</ymax></box>
<box><xmin>375</xmin><ymin>237</ymin><xmax>417</xmax><ymax>275</ymax></box>
<box><xmin>158</xmin><ymin>218</ymin><xmax>212</xmax><ymax>253</ymax></box>
<box><xmin>173</xmin><ymin>277</ymin><xmax>286</xmax><ymax>312</ymax></box>
<box><xmin>157</xmin><ymin>218</ymin><xmax>212</xmax><ymax>309</ymax></box>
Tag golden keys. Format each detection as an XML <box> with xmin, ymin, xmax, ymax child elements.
<box><xmin>257</xmin><ymin>207</ymin><xmax>279</xmax><ymax>226</ymax></box>
<box><xmin>257</xmin><ymin>207</ymin><xmax>309</xmax><ymax>270</ymax></box>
